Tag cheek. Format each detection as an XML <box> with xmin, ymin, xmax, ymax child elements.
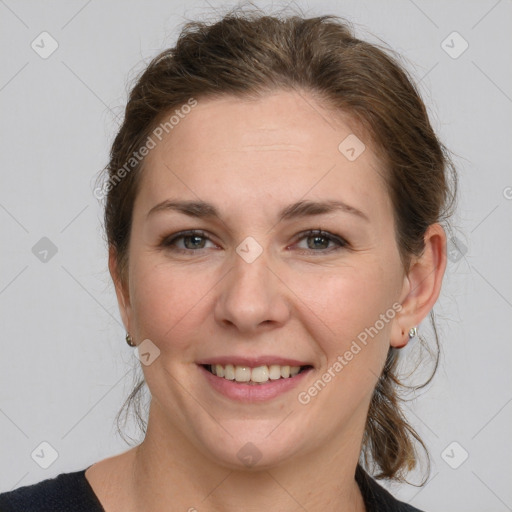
<box><xmin>129</xmin><ymin>257</ymin><xmax>213</xmax><ymax>351</ymax></box>
<box><xmin>293</xmin><ymin>267</ymin><xmax>398</xmax><ymax>415</ymax></box>
<box><xmin>297</xmin><ymin>263</ymin><xmax>400</xmax><ymax>359</ymax></box>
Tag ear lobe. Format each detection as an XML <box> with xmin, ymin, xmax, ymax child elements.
<box><xmin>390</xmin><ymin>275</ymin><xmax>411</xmax><ymax>349</ymax></box>
<box><xmin>390</xmin><ymin>223</ymin><xmax>447</xmax><ymax>349</ymax></box>
<box><xmin>108</xmin><ymin>246</ymin><xmax>132</xmax><ymax>331</ymax></box>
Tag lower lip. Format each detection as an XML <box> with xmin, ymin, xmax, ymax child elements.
<box><xmin>198</xmin><ymin>365</ymin><xmax>313</xmax><ymax>402</ymax></box>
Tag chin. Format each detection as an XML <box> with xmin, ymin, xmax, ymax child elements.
<box><xmin>197</xmin><ymin>427</ymin><xmax>304</xmax><ymax>471</ymax></box>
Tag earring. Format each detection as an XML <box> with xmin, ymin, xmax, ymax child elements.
<box><xmin>408</xmin><ymin>327</ymin><xmax>418</xmax><ymax>339</ymax></box>
<box><xmin>125</xmin><ymin>333</ymin><xmax>136</xmax><ymax>347</ymax></box>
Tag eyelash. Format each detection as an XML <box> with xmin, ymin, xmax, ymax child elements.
<box><xmin>160</xmin><ymin>229</ymin><xmax>348</xmax><ymax>255</ymax></box>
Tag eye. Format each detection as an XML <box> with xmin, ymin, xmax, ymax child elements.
<box><xmin>293</xmin><ymin>229</ymin><xmax>348</xmax><ymax>253</ymax></box>
<box><xmin>160</xmin><ymin>229</ymin><xmax>348</xmax><ymax>255</ymax></box>
<box><xmin>160</xmin><ymin>230</ymin><xmax>217</xmax><ymax>252</ymax></box>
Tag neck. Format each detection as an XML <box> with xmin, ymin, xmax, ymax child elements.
<box><xmin>127</xmin><ymin>401</ymin><xmax>367</xmax><ymax>512</ymax></box>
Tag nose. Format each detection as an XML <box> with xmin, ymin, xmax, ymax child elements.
<box><xmin>214</xmin><ymin>248</ymin><xmax>291</xmax><ymax>333</ymax></box>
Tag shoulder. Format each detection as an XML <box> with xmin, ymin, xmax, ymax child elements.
<box><xmin>0</xmin><ymin>467</ymin><xmax>105</xmax><ymax>512</ymax></box>
<box><xmin>356</xmin><ymin>465</ymin><xmax>426</xmax><ymax>512</ymax></box>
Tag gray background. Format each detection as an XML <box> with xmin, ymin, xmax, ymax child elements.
<box><xmin>1</xmin><ymin>1</ymin><xmax>511</xmax><ymax>510</ymax></box>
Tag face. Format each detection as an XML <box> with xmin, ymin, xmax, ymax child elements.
<box><xmin>115</xmin><ymin>90</ymin><xmax>410</xmax><ymax>470</ymax></box>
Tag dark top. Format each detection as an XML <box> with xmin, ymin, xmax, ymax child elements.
<box><xmin>0</xmin><ymin>464</ymin><xmax>424</xmax><ymax>511</ymax></box>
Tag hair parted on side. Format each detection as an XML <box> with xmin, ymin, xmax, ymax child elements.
<box><xmin>99</xmin><ymin>5</ymin><xmax>457</xmax><ymax>484</ymax></box>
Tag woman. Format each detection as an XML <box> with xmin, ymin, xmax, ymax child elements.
<box><xmin>0</xmin><ymin>8</ymin><xmax>455</xmax><ymax>512</ymax></box>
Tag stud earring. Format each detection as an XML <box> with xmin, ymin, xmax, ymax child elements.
<box><xmin>408</xmin><ymin>327</ymin><xmax>418</xmax><ymax>339</ymax></box>
<box><xmin>125</xmin><ymin>333</ymin><xmax>136</xmax><ymax>347</ymax></box>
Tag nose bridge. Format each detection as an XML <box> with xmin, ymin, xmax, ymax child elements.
<box><xmin>215</xmin><ymin>240</ymin><xmax>289</xmax><ymax>331</ymax></box>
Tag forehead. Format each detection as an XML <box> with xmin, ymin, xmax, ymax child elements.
<box><xmin>150</xmin><ymin>91</ymin><xmax>370</xmax><ymax>160</ymax></box>
<box><xmin>138</xmin><ymin>90</ymin><xmax>390</xmax><ymax>219</ymax></box>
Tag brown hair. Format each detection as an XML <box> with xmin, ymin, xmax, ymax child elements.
<box><xmin>100</xmin><ymin>6</ymin><xmax>456</xmax><ymax>483</ymax></box>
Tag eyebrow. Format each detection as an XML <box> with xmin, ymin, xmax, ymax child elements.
<box><xmin>147</xmin><ymin>198</ymin><xmax>369</xmax><ymax>223</ymax></box>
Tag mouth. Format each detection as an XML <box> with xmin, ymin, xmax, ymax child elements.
<box><xmin>201</xmin><ymin>363</ymin><xmax>314</xmax><ymax>385</ymax></box>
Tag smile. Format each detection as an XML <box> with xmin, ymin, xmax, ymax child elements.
<box><xmin>203</xmin><ymin>363</ymin><xmax>312</xmax><ymax>384</ymax></box>
<box><xmin>198</xmin><ymin>363</ymin><xmax>314</xmax><ymax>402</ymax></box>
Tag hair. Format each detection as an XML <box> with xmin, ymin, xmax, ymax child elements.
<box><xmin>99</xmin><ymin>5</ymin><xmax>457</xmax><ymax>484</ymax></box>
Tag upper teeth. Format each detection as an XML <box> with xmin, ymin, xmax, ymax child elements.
<box><xmin>209</xmin><ymin>364</ymin><xmax>303</xmax><ymax>383</ymax></box>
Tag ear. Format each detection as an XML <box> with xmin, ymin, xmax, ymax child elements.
<box><xmin>390</xmin><ymin>223</ymin><xmax>447</xmax><ymax>348</ymax></box>
<box><xmin>108</xmin><ymin>246</ymin><xmax>132</xmax><ymax>333</ymax></box>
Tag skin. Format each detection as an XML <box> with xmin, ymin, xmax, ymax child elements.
<box><xmin>85</xmin><ymin>89</ymin><xmax>447</xmax><ymax>512</ymax></box>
